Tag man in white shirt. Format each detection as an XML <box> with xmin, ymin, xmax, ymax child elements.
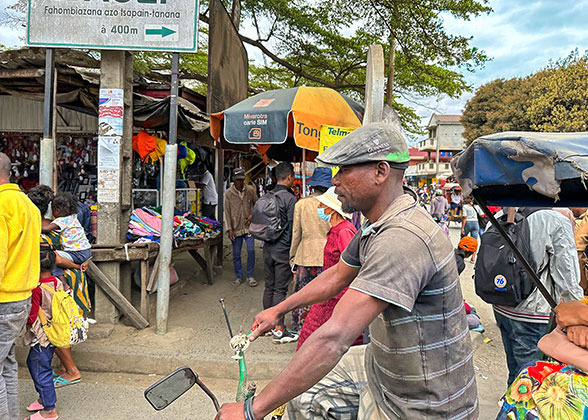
<box><xmin>197</xmin><ymin>164</ymin><xmax>218</xmax><ymax>220</ymax></box>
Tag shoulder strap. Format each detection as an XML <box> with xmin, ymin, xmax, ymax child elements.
<box><xmin>40</xmin><ymin>283</ymin><xmax>55</xmax><ymax>295</ymax></box>
<box><xmin>38</xmin><ymin>307</ymin><xmax>49</xmax><ymax>327</ymax></box>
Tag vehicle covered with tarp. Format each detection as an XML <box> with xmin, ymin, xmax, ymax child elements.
<box><xmin>451</xmin><ymin>131</ymin><xmax>588</xmax><ymax>207</ymax></box>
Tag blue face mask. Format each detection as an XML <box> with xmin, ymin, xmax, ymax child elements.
<box><xmin>317</xmin><ymin>207</ymin><xmax>332</xmax><ymax>222</ymax></box>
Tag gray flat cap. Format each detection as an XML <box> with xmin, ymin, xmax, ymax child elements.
<box><xmin>316</xmin><ymin>123</ymin><xmax>410</xmax><ymax>168</ymax></box>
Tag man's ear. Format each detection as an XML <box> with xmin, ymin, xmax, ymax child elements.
<box><xmin>374</xmin><ymin>161</ymin><xmax>391</xmax><ymax>185</ymax></box>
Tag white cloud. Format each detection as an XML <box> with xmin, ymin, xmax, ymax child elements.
<box><xmin>405</xmin><ymin>0</ymin><xmax>588</xmax><ymax>130</ymax></box>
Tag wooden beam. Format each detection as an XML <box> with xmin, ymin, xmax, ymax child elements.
<box><xmin>146</xmin><ymin>253</ymin><xmax>161</xmax><ymax>292</ymax></box>
<box><xmin>86</xmin><ymin>261</ymin><xmax>149</xmax><ymax>329</ymax></box>
<box><xmin>0</xmin><ymin>69</ymin><xmax>45</xmax><ymax>78</ymax></box>
<box><xmin>140</xmin><ymin>260</ymin><xmax>150</xmax><ymax>320</ymax></box>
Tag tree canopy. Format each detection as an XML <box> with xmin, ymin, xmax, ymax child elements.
<box><xmin>462</xmin><ymin>50</ymin><xmax>588</xmax><ymax>143</ymax></box>
<box><xmin>1</xmin><ymin>0</ymin><xmax>492</xmax><ymax>134</ymax></box>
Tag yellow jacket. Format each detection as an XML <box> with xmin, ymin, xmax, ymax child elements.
<box><xmin>0</xmin><ymin>184</ymin><xmax>41</xmax><ymax>302</ymax></box>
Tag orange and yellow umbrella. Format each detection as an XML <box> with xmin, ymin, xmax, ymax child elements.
<box><xmin>210</xmin><ymin>86</ymin><xmax>364</xmax><ymax>152</ymax></box>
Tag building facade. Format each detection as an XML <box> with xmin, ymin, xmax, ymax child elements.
<box><xmin>415</xmin><ymin>114</ymin><xmax>466</xmax><ymax>182</ymax></box>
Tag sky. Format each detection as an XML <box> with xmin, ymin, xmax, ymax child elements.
<box><xmin>2</xmin><ymin>0</ymin><xmax>588</xmax><ymax>133</ymax></box>
<box><xmin>420</xmin><ymin>0</ymin><xmax>588</xmax><ymax>121</ymax></box>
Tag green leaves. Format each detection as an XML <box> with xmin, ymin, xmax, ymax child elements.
<box><xmin>463</xmin><ymin>50</ymin><xmax>588</xmax><ymax>142</ymax></box>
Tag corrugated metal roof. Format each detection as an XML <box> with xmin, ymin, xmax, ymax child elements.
<box><xmin>0</xmin><ymin>95</ymin><xmax>97</xmax><ymax>133</ymax></box>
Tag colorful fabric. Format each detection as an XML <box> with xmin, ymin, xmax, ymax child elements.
<box><xmin>497</xmin><ymin>361</ymin><xmax>588</xmax><ymax>420</ymax></box>
<box><xmin>179</xmin><ymin>141</ymin><xmax>196</xmax><ymax>178</ymax></box>
<box><xmin>41</xmin><ymin>233</ymin><xmax>91</xmax><ymax>314</ymax></box>
<box><xmin>148</xmin><ymin>137</ymin><xmax>167</xmax><ymax>162</ymax></box>
<box><xmin>132</xmin><ymin>130</ymin><xmax>157</xmax><ymax>160</ymax></box>
<box><xmin>53</xmin><ymin>215</ymin><xmax>91</xmax><ymax>251</ymax></box>
<box><xmin>292</xmin><ymin>266</ymin><xmax>322</xmax><ymax>331</ymax></box>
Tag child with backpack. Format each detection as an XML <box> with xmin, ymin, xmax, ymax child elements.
<box><xmin>24</xmin><ymin>245</ymin><xmax>62</xmax><ymax>420</ymax></box>
<box><xmin>41</xmin><ymin>192</ymin><xmax>92</xmax><ymax>277</ymax></box>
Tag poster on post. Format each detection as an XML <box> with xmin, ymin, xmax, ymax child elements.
<box><xmin>318</xmin><ymin>125</ymin><xmax>356</xmax><ymax>175</ymax></box>
<box><xmin>97</xmin><ymin>88</ymin><xmax>123</xmax><ymax>203</ymax></box>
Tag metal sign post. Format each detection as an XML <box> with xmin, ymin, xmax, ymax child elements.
<box><xmin>27</xmin><ymin>0</ymin><xmax>198</xmax><ymax>52</ymax></box>
<box><xmin>156</xmin><ymin>52</ymin><xmax>180</xmax><ymax>335</ymax></box>
<box><xmin>39</xmin><ymin>48</ymin><xmax>55</xmax><ymax>189</ymax></box>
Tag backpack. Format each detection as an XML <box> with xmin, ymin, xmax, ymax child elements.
<box><xmin>38</xmin><ymin>284</ymin><xmax>87</xmax><ymax>348</ymax></box>
<box><xmin>474</xmin><ymin>209</ymin><xmax>541</xmax><ymax>307</ymax></box>
<box><xmin>249</xmin><ymin>190</ymin><xmax>289</xmax><ymax>242</ymax></box>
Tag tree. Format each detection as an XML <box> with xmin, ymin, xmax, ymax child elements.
<box><xmin>462</xmin><ymin>50</ymin><xmax>588</xmax><ymax>142</ymax></box>
<box><xmin>461</xmin><ymin>78</ymin><xmax>533</xmax><ymax>143</ymax></box>
<box><xmin>1</xmin><ymin>0</ymin><xmax>492</xmax><ymax>135</ymax></box>
<box><xmin>526</xmin><ymin>51</ymin><xmax>588</xmax><ymax>132</ymax></box>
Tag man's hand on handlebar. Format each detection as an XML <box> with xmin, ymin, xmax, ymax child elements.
<box><xmin>215</xmin><ymin>402</ymin><xmax>245</xmax><ymax>420</ymax></box>
<box><xmin>249</xmin><ymin>307</ymin><xmax>281</xmax><ymax>341</ymax></box>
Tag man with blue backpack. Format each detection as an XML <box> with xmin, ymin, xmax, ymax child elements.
<box><xmin>250</xmin><ymin>162</ymin><xmax>298</xmax><ymax>344</ymax></box>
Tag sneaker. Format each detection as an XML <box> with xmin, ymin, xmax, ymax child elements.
<box><xmin>247</xmin><ymin>277</ymin><xmax>258</xmax><ymax>287</ymax></box>
<box><xmin>232</xmin><ymin>278</ymin><xmax>244</xmax><ymax>286</ymax></box>
<box><xmin>272</xmin><ymin>327</ymin><xmax>299</xmax><ymax>344</ymax></box>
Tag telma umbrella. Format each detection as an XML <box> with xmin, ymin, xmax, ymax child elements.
<box><xmin>209</xmin><ymin>86</ymin><xmax>364</xmax><ymax>152</ymax></box>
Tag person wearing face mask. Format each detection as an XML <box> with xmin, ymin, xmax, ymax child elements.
<box><xmin>297</xmin><ymin>186</ymin><xmax>361</xmax><ymax>349</ymax></box>
<box><xmin>289</xmin><ymin>167</ymin><xmax>332</xmax><ymax>334</ymax></box>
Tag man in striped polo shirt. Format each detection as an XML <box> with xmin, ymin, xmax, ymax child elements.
<box><xmin>215</xmin><ymin>123</ymin><xmax>478</xmax><ymax>420</ymax></box>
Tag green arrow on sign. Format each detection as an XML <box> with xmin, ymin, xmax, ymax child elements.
<box><xmin>145</xmin><ymin>26</ymin><xmax>176</xmax><ymax>38</ymax></box>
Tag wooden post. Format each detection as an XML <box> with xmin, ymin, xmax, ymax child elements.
<box><xmin>363</xmin><ymin>45</ymin><xmax>385</xmax><ymax>125</ymax></box>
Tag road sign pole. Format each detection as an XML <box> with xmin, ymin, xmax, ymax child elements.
<box><xmin>156</xmin><ymin>52</ymin><xmax>180</xmax><ymax>335</ymax></box>
<box><xmin>40</xmin><ymin>48</ymin><xmax>55</xmax><ymax>189</ymax></box>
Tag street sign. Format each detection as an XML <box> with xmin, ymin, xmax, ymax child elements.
<box><xmin>26</xmin><ymin>0</ymin><xmax>199</xmax><ymax>52</ymax></box>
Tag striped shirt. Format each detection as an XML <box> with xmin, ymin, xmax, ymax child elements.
<box><xmin>341</xmin><ymin>191</ymin><xmax>478</xmax><ymax>419</ymax></box>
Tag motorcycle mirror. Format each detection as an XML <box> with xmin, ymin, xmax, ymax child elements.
<box><xmin>144</xmin><ymin>366</ymin><xmax>198</xmax><ymax>411</ymax></box>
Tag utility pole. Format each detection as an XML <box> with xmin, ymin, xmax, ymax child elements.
<box><xmin>156</xmin><ymin>52</ymin><xmax>180</xmax><ymax>335</ymax></box>
<box><xmin>435</xmin><ymin>126</ymin><xmax>440</xmax><ymax>182</ymax></box>
<box><xmin>40</xmin><ymin>48</ymin><xmax>55</xmax><ymax>189</ymax></box>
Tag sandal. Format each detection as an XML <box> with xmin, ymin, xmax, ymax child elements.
<box><xmin>24</xmin><ymin>412</ymin><xmax>58</xmax><ymax>420</ymax></box>
<box><xmin>247</xmin><ymin>277</ymin><xmax>258</xmax><ymax>287</ymax></box>
<box><xmin>53</xmin><ymin>376</ymin><xmax>81</xmax><ymax>388</ymax></box>
<box><xmin>26</xmin><ymin>401</ymin><xmax>44</xmax><ymax>412</ymax></box>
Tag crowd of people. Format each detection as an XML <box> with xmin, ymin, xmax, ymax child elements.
<box><xmin>2</xmin><ymin>117</ymin><xmax>588</xmax><ymax>419</ymax></box>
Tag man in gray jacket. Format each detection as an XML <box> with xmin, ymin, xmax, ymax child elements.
<box><xmin>493</xmin><ymin>209</ymin><xmax>584</xmax><ymax>385</ymax></box>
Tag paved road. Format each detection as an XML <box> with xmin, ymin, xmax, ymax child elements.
<box><xmin>17</xmin><ymin>224</ymin><xmax>508</xmax><ymax>420</ymax></box>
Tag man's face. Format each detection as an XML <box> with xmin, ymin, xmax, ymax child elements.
<box><xmin>234</xmin><ymin>179</ymin><xmax>244</xmax><ymax>191</ymax></box>
<box><xmin>332</xmin><ymin>162</ymin><xmax>378</xmax><ymax>214</ymax></box>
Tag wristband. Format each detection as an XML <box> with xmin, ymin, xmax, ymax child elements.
<box><xmin>244</xmin><ymin>396</ymin><xmax>256</xmax><ymax>420</ymax></box>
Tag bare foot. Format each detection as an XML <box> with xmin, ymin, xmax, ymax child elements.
<box><xmin>53</xmin><ymin>367</ymin><xmax>66</xmax><ymax>377</ymax></box>
<box><xmin>59</xmin><ymin>370</ymin><xmax>81</xmax><ymax>381</ymax></box>
<box><xmin>40</xmin><ymin>409</ymin><xmax>58</xmax><ymax>418</ymax></box>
